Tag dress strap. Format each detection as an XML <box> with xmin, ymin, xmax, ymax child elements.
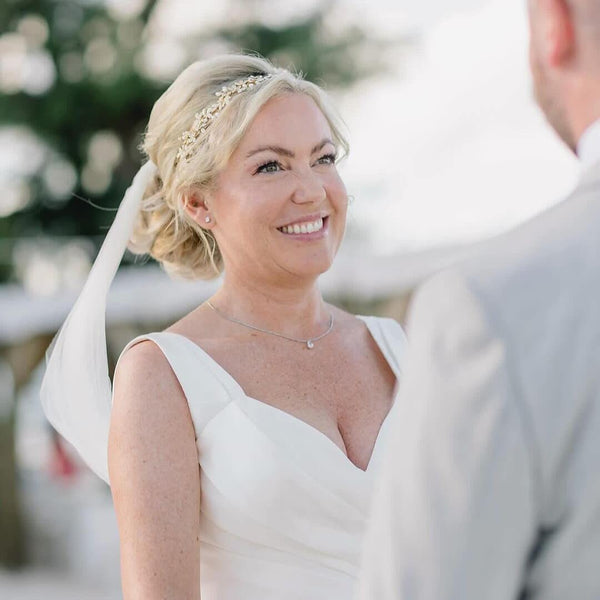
<box><xmin>359</xmin><ymin>316</ymin><xmax>408</xmax><ymax>378</ymax></box>
<box><xmin>113</xmin><ymin>332</ymin><xmax>233</xmax><ymax>437</ymax></box>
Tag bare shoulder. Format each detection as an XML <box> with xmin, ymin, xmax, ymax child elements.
<box><xmin>113</xmin><ymin>339</ymin><xmax>186</xmax><ymax>407</ymax></box>
<box><xmin>165</xmin><ymin>305</ymin><xmax>226</xmax><ymax>346</ymax></box>
<box><xmin>110</xmin><ymin>339</ymin><xmax>196</xmax><ymax>475</ymax></box>
<box><xmin>328</xmin><ymin>303</ymin><xmax>364</xmax><ymax>329</ymax></box>
<box><xmin>109</xmin><ymin>338</ymin><xmax>201</xmax><ymax>598</ymax></box>
<box><xmin>327</xmin><ymin>304</ymin><xmax>388</xmax><ymax>338</ymax></box>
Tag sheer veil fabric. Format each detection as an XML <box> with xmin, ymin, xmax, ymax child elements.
<box><xmin>40</xmin><ymin>161</ymin><xmax>157</xmax><ymax>484</ymax></box>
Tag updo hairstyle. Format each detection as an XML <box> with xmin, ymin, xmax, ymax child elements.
<box><xmin>129</xmin><ymin>53</ymin><xmax>350</xmax><ymax>279</ymax></box>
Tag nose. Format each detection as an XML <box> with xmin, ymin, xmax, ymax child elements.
<box><xmin>291</xmin><ymin>169</ymin><xmax>326</xmax><ymax>205</ymax></box>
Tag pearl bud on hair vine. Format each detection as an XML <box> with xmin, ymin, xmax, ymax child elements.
<box><xmin>175</xmin><ymin>73</ymin><xmax>273</xmax><ymax>166</ymax></box>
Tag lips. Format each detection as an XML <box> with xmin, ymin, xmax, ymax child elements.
<box><xmin>277</xmin><ymin>216</ymin><xmax>325</xmax><ymax>235</ymax></box>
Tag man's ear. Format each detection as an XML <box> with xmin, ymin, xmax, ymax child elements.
<box><xmin>540</xmin><ymin>0</ymin><xmax>575</xmax><ymax>67</ymax></box>
<box><xmin>183</xmin><ymin>191</ymin><xmax>214</xmax><ymax>228</ymax></box>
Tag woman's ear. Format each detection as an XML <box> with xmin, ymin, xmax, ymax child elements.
<box><xmin>183</xmin><ymin>191</ymin><xmax>214</xmax><ymax>229</ymax></box>
<box><xmin>540</xmin><ymin>0</ymin><xmax>575</xmax><ymax>67</ymax></box>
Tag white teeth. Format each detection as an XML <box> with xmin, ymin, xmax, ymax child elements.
<box><xmin>279</xmin><ymin>217</ymin><xmax>325</xmax><ymax>235</ymax></box>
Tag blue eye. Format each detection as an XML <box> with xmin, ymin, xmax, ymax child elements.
<box><xmin>317</xmin><ymin>153</ymin><xmax>337</xmax><ymax>165</ymax></box>
<box><xmin>256</xmin><ymin>160</ymin><xmax>281</xmax><ymax>174</ymax></box>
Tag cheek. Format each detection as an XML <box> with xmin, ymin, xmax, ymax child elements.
<box><xmin>529</xmin><ymin>42</ymin><xmax>540</xmax><ymax>76</ymax></box>
<box><xmin>328</xmin><ymin>175</ymin><xmax>348</xmax><ymax>211</ymax></box>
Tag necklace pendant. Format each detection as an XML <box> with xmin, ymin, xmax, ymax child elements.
<box><xmin>206</xmin><ymin>301</ymin><xmax>334</xmax><ymax>349</ymax></box>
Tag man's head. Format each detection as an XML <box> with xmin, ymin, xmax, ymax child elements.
<box><xmin>528</xmin><ymin>0</ymin><xmax>600</xmax><ymax>151</ymax></box>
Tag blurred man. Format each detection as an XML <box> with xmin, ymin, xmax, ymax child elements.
<box><xmin>357</xmin><ymin>0</ymin><xmax>600</xmax><ymax>598</ymax></box>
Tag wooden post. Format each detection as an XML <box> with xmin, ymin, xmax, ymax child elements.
<box><xmin>0</xmin><ymin>335</ymin><xmax>53</xmax><ymax>568</ymax></box>
<box><xmin>0</xmin><ymin>359</ymin><xmax>25</xmax><ymax>568</ymax></box>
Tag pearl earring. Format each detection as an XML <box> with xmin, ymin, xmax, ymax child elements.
<box><xmin>204</xmin><ymin>215</ymin><xmax>211</xmax><ymax>223</ymax></box>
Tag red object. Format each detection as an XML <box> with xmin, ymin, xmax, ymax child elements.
<box><xmin>49</xmin><ymin>434</ymin><xmax>78</xmax><ymax>479</ymax></box>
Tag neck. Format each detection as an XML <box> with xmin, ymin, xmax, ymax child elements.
<box><xmin>210</xmin><ymin>271</ymin><xmax>329</xmax><ymax>339</ymax></box>
<box><xmin>563</xmin><ymin>76</ymin><xmax>600</xmax><ymax>148</ymax></box>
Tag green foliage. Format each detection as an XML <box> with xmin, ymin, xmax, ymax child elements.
<box><xmin>211</xmin><ymin>8</ymin><xmax>386</xmax><ymax>88</ymax></box>
<box><xmin>0</xmin><ymin>0</ymin><xmax>387</xmax><ymax>283</ymax></box>
<box><xmin>0</xmin><ymin>0</ymin><xmax>163</xmax><ymax>257</ymax></box>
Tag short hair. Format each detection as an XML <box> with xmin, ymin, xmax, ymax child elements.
<box><xmin>130</xmin><ymin>54</ymin><xmax>349</xmax><ymax>279</ymax></box>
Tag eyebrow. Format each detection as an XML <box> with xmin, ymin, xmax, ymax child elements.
<box><xmin>245</xmin><ymin>138</ymin><xmax>334</xmax><ymax>159</ymax></box>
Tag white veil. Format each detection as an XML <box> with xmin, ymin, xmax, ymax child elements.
<box><xmin>40</xmin><ymin>161</ymin><xmax>157</xmax><ymax>485</ymax></box>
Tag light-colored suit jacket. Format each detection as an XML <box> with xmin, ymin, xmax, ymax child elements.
<box><xmin>358</xmin><ymin>163</ymin><xmax>600</xmax><ymax>599</ymax></box>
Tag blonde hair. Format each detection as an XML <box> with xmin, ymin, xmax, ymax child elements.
<box><xmin>130</xmin><ymin>54</ymin><xmax>350</xmax><ymax>280</ymax></box>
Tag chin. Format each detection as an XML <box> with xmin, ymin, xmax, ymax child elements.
<box><xmin>288</xmin><ymin>253</ymin><xmax>337</xmax><ymax>280</ymax></box>
<box><xmin>533</xmin><ymin>66</ymin><xmax>575</xmax><ymax>151</ymax></box>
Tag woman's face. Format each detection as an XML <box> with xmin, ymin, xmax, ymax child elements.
<box><xmin>206</xmin><ymin>92</ymin><xmax>348</xmax><ymax>285</ymax></box>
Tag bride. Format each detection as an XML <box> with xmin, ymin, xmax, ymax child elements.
<box><xmin>42</xmin><ymin>54</ymin><xmax>406</xmax><ymax>599</ymax></box>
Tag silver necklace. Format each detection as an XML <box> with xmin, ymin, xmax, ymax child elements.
<box><xmin>206</xmin><ymin>301</ymin><xmax>334</xmax><ymax>349</ymax></box>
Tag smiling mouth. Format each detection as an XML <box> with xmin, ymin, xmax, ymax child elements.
<box><xmin>277</xmin><ymin>217</ymin><xmax>326</xmax><ymax>235</ymax></box>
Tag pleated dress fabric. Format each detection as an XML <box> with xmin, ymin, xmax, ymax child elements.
<box><xmin>116</xmin><ymin>316</ymin><xmax>407</xmax><ymax>599</ymax></box>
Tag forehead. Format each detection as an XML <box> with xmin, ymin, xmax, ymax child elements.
<box><xmin>238</xmin><ymin>92</ymin><xmax>332</xmax><ymax>150</ymax></box>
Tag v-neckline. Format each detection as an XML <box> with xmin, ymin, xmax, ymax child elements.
<box><xmin>239</xmin><ymin>391</ymin><xmax>397</xmax><ymax>474</ymax></box>
<box><xmin>166</xmin><ymin>316</ymin><xmax>401</xmax><ymax>474</ymax></box>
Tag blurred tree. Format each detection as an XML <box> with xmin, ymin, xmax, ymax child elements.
<box><xmin>204</xmin><ymin>2</ymin><xmax>386</xmax><ymax>88</ymax></box>
<box><xmin>0</xmin><ymin>0</ymin><xmax>388</xmax><ymax>284</ymax></box>
<box><xmin>0</xmin><ymin>0</ymin><xmax>163</xmax><ymax>283</ymax></box>
<box><xmin>0</xmin><ymin>0</ymin><xmax>393</xmax><ymax>568</ymax></box>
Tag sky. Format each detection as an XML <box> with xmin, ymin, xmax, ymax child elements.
<box><xmin>337</xmin><ymin>0</ymin><xmax>579</xmax><ymax>252</ymax></box>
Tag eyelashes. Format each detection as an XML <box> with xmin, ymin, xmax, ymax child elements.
<box><xmin>254</xmin><ymin>153</ymin><xmax>338</xmax><ymax>174</ymax></box>
<box><xmin>317</xmin><ymin>153</ymin><xmax>337</xmax><ymax>165</ymax></box>
<box><xmin>255</xmin><ymin>160</ymin><xmax>281</xmax><ymax>174</ymax></box>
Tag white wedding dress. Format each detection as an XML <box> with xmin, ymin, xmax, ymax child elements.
<box><xmin>115</xmin><ymin>315</ymin><xmax>406</xmax><ymax>599</ymax></box>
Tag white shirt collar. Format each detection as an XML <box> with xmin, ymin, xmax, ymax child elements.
<box><xmin>576</xmin><ymin>119</ymin><xmax>600</xmax><ymax>170</ymax></box>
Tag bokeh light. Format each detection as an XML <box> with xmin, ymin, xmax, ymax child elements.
<box><xmin>42</xmin><ymin>160</ymin><xmax>78</xmax><ymax>203</ymax></box>
<box><xmin>17</xmin><ymin>14</ymin><xmax>50</xmax><ymax>49</ymax></box>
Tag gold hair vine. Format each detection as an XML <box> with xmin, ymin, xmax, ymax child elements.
<box><xmin>175</xmin><ymin>73</ymin><xmax>273</xmax><ymax>165</ymax></box>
